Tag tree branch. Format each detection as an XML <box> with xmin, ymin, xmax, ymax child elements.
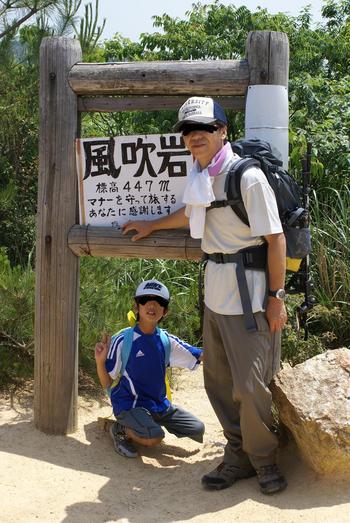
<box><xmin>0</xmin><ymin>1</ymin><xmax>56</xmax><ymax>39</ymax></box>
<box><xmin>0</xmin><ymin>330</ymin><xmax>33</xmax><ymax>354</ymax></box>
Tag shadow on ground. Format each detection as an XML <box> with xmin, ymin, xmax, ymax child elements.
<box><xmin>1</xmin><ymin>405</ymin><xmax>349</xmax><ymax>523</ymax></box>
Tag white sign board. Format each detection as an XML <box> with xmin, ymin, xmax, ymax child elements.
<box><xmin>76</xmin><ymin>134</ymin><xmax>192</xmax><ymax>229</ymax></box>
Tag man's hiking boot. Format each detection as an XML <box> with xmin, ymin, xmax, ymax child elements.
<box><xmin>201</xmin><ymin>462</ymin><xmax>256</xmax><ymax>490</ymax></box>
<box><xmin>256</xmin><ymin>464</ymin><xmax>287</xmax><ymax>495</ymax></box>
<box><xmin>109</xmin><ymin>422</ymin><xmax>138</xmax><ymax>458</ymax></box>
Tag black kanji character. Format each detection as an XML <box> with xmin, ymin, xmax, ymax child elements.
<box><xmin>96</xmin><ymin>182</ymin><xmax>108</xmax><ymax>193</ymax></box>
<box><xmin>122</xmin><ymin>138</ymin><xmax>157</xmax><ymax>178</ymax></box>
<box><xmin>157</xmin><ymin>135</ymin><xmax>190</xmax><ymax>177</ymax></box>
<box><xmin>83</xmin><ymin>139</ymin><xmax>121</xmax><ymax>180</ymax></box>
<box><xmin>109</xmin><ymin>182</ymin><xmax>118</xmax><ymax>193</ymax></box>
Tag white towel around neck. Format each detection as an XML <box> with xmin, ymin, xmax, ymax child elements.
<box><xmin>182</xmin><ymin>164</ymin><xmax>215</xmax><ymax>239</ymax></box>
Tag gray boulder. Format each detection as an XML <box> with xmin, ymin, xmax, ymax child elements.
<box><xmin>271</xmin><ymin>348</ymin><xmax>350</xmax><ymax>475</ymax></box>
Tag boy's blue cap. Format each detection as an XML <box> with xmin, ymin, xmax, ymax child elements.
<box><xmin>173</xmin><ymin>96</ymin><xmax>228</xmax><ymax>132</ymax></box>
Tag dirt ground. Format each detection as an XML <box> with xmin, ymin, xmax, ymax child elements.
<box><xmin>0</xmin><ymin>368</ymin><xmax>349</xmax><ymax>523</ymax></box>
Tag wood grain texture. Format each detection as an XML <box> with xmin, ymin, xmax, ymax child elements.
<box><xmin>35</xmin><ymin>37</ymin><xmax>81</xmax><ymax>434</ymax></box>
<box><xmin>245</xmin><ymin>31</ymin><xmax>289</xmax><ymax>86</ymax></box>
<box><xmin>68</xmin><ymin>226</ymin><xmax>202</xmax><ymax>261</ymax></box>
<box><xmin>77</xmin><ymin>95</ymin><xmax>246</xmax><ymax>113</ymax></box>
<box><xmin>69</xmin><ymin>60</ymin><xmax>249</xmax><ymax>96</ymax></box>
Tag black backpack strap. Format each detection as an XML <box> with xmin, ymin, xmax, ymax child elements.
<box><xmin>197</xmin><ymin>254</ymin><xmax>208</xmax><ymax>332</ymax></box>
<box><xmin>207</xmin><ymin>158</ymin><xmax>260</xmax><ymax>226</ymax></box>
<box><xmin>203</xmin><ymin>244</ymin><xmax>267</xmax><ymax>332</ymax></box>
<box><xmin>225</xmin><ymin>158</ymin><xmax>260</xmax><ymax>226</ymax></box>
<box><xmin>225</xmin><ymin>158</ymin><xmax>261</xmax><ymax>194</ymax></box>
<box><xmin>209</xmin><ymin>199</ymin><xmax>239</xmax><ymax>209</ymax></box>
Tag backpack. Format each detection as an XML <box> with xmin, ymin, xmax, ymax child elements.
<box><xmin>210</xmin><ymin>138</ymin><xmax>311</xmax><ymax>272</ymax></box>
<box><xmin>108</xmin><ymin>326</ymin><xmax>172</xmax><ymax>400</ymax></box>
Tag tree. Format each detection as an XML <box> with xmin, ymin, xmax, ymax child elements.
<box><xmin>0</xmin><ymin>0</ymin><xmax>105</xmax><ymax>264</ymax></box>
<box><xmin>100</xmin><ymin>1</ymin><xmax>350</xmax><ymax>188</ymax></box>
<box><xmin>0</xmin><ymin>0</ymin><xmax>58</xmax><ymax>40</ymax></box>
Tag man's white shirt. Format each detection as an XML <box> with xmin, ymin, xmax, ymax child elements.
<box><xmin>202</xmin><ymin>149</ymin><xmax>282</xmax><ymax>316</ymax></box>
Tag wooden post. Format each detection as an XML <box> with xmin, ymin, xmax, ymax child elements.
<box><xmin>245</xmin><ymin>31</ymin><xmax>289</xmax><ymax>86</ymax></box>
<box><xmin>68</xmin><ymin>60</ymin><xmax>249</xmax><ymax>96</ymax></box>
<box><xmin>34</xmin><ymin>37</ymin><xmax>82</xmax><ymax>434</ymax></box>
<box><xmin>245</xmin><ymin>31</ymin><xmax>289</xmax><ymax>167</ymax></box>
<box><xmin>77</xmin><ymin>95</ymin><xmax>245</xmax><ymax>113</ymax></box>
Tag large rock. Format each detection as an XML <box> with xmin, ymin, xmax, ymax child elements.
<box><xmin>271</xmin><ymin>348</ymin><xmax>350</xmax><ymax>475</ymax></box>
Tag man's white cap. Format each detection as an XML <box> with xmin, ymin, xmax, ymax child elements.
<box><xmin>173</xmin><ymin>96</ymin><xmax>228</xmax><ymax>132</ymax></box>
<box><xmin>135</xmin><ymin>279</ymin><xmax>170</xmax><ymax>302</ymax></box>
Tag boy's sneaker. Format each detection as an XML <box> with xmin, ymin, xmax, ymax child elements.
<box><xmin>256</xmin><ymin>464</ymin><xmax>287</xmax><ymax>495</ymax></box>
<box><xmin>202</xmin><ymin>462</ymin><xmax>256</xmax><ymax>490</ymax></box>
<box><xmin>109</xmin><ymin>422</ymin><xmax>138</xmax><ymax>458</ymax></box>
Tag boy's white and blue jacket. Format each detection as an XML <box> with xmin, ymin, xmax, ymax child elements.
<box><xmin>105</xmin><ymin>325</ymin><xmax>202</xmax><ymax>415</ymax></box>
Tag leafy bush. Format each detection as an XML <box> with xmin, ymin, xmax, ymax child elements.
<box><xmin>281</xmin><ymin>185</ymin><xmax>350</xmax><ymax>363</ymax></box>
<box><xmin>311</xmin><ymin>186</ymin><xmax>350</xmax><ymax>313</ymax></box>
<box><xmin>0</xmin><ymin>248</ymin><xmax>35</xmax><ymax>386</ymax></box>
<box><xmin>282</xmin><ymin>299</ymin><xmax>337</xmax><ymax>366</ymax></box>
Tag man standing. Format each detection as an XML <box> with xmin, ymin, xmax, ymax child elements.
<box><xmin>123</xmin><ymin>97</ymin><xmax>288</xmax><ymax>495</ymax></box>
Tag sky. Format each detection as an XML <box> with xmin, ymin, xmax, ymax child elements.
<box><xmin>87</xmin><ymin>0</ymin><xmax>324</xmax><ymax>41</ymax></box>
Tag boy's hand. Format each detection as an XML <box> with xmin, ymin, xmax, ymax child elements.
<box><xmin>94</xmin><ymin>333</ymin><xmax>111</xmax><ymax>364</ymax></box>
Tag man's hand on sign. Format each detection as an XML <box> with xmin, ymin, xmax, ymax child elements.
<box><xmin>122</xmin><ymin>220</ymin><xmax>155</xmax><ymax>241</ymax></box>
<box><xmin>123</xmin><ymin>208</ymin><xmax>189</xmax><ymax>241</ymax></box>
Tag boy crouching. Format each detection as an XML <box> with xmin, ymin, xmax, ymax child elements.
<box><xmin>95</xmin><ymin>279</ymin><xmax>204</xmax><ymax>458</ymax></box>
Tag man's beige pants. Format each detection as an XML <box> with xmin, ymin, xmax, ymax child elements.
<box><xmin>203</xmin><ymin>306</ymin><xmax>281</xmax><ymax>469</ymax></box>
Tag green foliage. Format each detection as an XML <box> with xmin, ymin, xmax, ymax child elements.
<box><xmin>82</xmin><ymin>108</ymin><xmax>177</xmax><ymax>138</ymax></box>
<box><xmin>103</xmin><ymin>33</ymin><xmax>145</xmax><ymax>62</ymax></box>
<box><xmin>0</xmin><ymin>1</ymin><xmax>59</xmax><ymax>40</ymax></box>
<box><xmin>0</xmin><ymin>250</ymin><xmax>202</xmax><ymax>387</ymax></box>
<box><xmin>98</xmin><ymin>2</ymin><xmax>350</xmax><ymax>188</ymax></box>
<box><xmin>0</xmin><ymin>1</ymin><xmax>105</xmax><ymax>46</ymax></box>
<box><xmin>0</xmin><ymin>0</ymin><xmax>105</xmax><ymax>265</ymax></box>
<box><xmin>320</xmin><ymin>0</ymin><xmax>350</xmax><ymax>78</ymax></box>
<box><xmin>0</xmin><ymin>248</ymin><xmax>35</xmax><ymax>343</ymax></box>
<box><xmin>73</xmin><ymin>0</ymin><xmax>106</xmax><ymax>56</ymax></box>
<box><xmin>281</xmin><ymin>183</ymin><xmax>350</xmax><ymax>358</ymax></box>
<box><xmin>311</xmin><ymin>186</ymin><xmax>350</xmax><ymax>309</ymax></box>
<box><xmin>282</xmin><ymin>295</ymin><xmax>345</xmax><ymax>366</ymax></box>
<box><xmin>282</xmin><ymin>324</ymin><xmax>325</xmax><ymax>366</ymax></box>
<box><xmin>290</xmin><ymin>75</ymin><xmax>350</xmax><ymax>189</ymax></box>
<box><xmin>132</xmin><ymin>3</ymin><xmax>300</xmax><ymax>61</ymax></box>
<box><xmin>0</xmin><ymin>248</ymin><xmax>35</xmax><ymax>386</ymax></box>
<box><xmin>0</xmin><ymin>50</ymin><xmax>39</xmax><ymax>264</ymax></box>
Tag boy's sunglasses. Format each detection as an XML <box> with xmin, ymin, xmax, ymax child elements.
<box><xmin>136</xmin><ymin>295</ymin><xmax>169</xmax><ymax>308</ymax></box>
<box><xmin>181</xmin><ymin>123</ymin><xmax>219</xmax><ymax>136</ymax></box>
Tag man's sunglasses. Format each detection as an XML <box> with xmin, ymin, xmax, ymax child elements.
<box><xmin>136</xmin><ymin>295</ymin><xmax>169</xmax><ymax>308</ymax></box>
<box><xmin>181</xmin><ymin>124</ymin><xmax>219</xmax><ymax>136</ymax></box>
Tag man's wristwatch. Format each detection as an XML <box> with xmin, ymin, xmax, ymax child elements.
<box><xmin>268</xmin><ymin>288</ymin><xmax>286</xmax><ymax>300</ymax></box>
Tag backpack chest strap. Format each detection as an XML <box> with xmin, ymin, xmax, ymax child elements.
<box><xmin>204</xmin><ymin>244</ymin><xmax>267</xmax><ymax>269</ymax></box>
<box><xmin>203</xmin><ymin>244</ymin><xmax>267</xmax><ymax>332</ymax></box>
<box><xmin>208</xmin><ymin>199</ymin><xmax>240</xmax><ymax>209</ymax></box>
